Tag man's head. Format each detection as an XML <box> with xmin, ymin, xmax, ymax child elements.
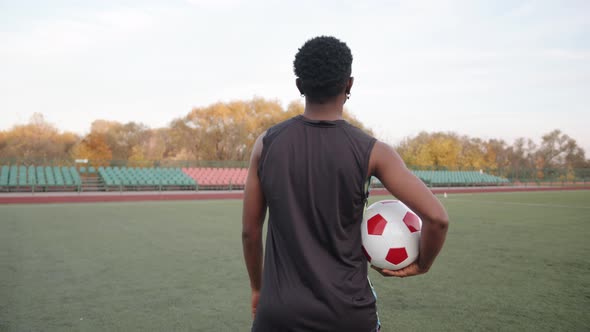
<box><xmin>293</xmin><ymin>36</ymin><xmax>353</xmax><ymax>104</ymax></box>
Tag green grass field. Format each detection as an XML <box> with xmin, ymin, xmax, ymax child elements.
<box><xmin>1</xmin><ymin>191</ymin><xmax>589</xmax><ymax>331</ymax></box>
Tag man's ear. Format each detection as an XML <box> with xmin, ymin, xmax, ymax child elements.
<box><xmin>345</xmin><ymin>77</ymin><xmax>354</xmax><ymax>94</ymax></box>
<box><xmin>296</xmin><ymin>78</ymin><xmax>304</xmax><ymax>95</ymax></box>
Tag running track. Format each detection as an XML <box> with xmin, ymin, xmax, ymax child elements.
<box><xmin>0</xmin><ymin>186</ymin><xmax>588</xmax><ymax>204</ymax></box>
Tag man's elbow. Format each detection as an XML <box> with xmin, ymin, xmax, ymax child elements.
<box><xmin>242</xmin><ymin>226</ymin><xmax>261</xmax><ymax>243</ymax></box>
<box><xmin>241</xmin><ymin>229</ymin><xmax>253</xmax><ymax>242</ymax></box>
<box><xmin>428</xmin><ymin>211</ymin><xmax>449</xmax><ymax>230</ymax></box>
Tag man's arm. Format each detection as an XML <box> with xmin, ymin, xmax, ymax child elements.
<box><xmin>369</xmin><ymin>141</ymin><xmax>449</xmax><ymax>277</ymax></box>
<box><xmin>242</xmin><ymin>133</ymin><xmax>267</xmax><ymax>318</ymax></box>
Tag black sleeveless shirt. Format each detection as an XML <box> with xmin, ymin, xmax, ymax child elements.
<box><xmin>252</xmin><ymin>115</ymin><xmax>378</xmax><ymax>332</ymax></box>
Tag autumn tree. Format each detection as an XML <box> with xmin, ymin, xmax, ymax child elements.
<box><xmin>534</xmin><ymin>129</ymin><xmax>587</xmax><ymax>180</ymax></box>
<box><xmin>537</xmin><ymin>130</ymin><xmax>586</xmax><ymax>168</ymax></box>
<box><xmin>0</xmin><ymin>113</ymin><xmax>79</xmax><ymax>163</ymax></box>
<box><xmin>394</xmin><ymin>129</ymin><xmax>588</xmax><ymax>182</ymax></box>
<box><xmin>141</xmin><ymin>128</ymin><xmax>170</xmax><ymax>161</ymax></box>
<box><xmin>71</xmin><ymin>132</ymin><xmax>112</xmax><ymax>162</ymax></box>
<box><xmin>397</xmin><ymin>132</ymin><xmax>464</xmax><ymax>169</ymax></box>
<box><xmin>3</xmin><ymin>107</ymin><xmax>587</xmax><ymax>180</ymax></box>
<box><xmin>457</xmin><ymin>137</ymin><xmax>486</xmax><ymax>169</ymax></box>
<box><xmin>86</xmin><ymin>120</ymin><xmax>149</xmax><ymax>160</ymax></box>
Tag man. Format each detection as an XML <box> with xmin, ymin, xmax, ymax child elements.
<box><xmin>242</xmin><ymin>36</ymin><xmax>449</xmax><ymax>331</ymax></box>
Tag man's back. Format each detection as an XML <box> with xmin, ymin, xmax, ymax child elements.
<box><xmin>243</xmin><ymin>36</ymin><xmax>448</xmax><ymax>332</ymax></box>
<box><xmin>252</xmin><ymin>115</ymin><xmax>378</xmax><ymax>332</ymax></box>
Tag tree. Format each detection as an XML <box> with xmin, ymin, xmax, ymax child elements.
<box><xmin>0</xmin><ymin>113</ymin><xmax>79</xmax><ymax>163</ymax></box>
<box><xmin>482</xmin><ymin>139</ymin><xmax>510</xmax><ymax>173</ymax></box>
<box><xmin>397</xmin><ymin>132</ymin><xmax>470</xmax><ymax>169</ymax></box>
<box><xmin>142</xmin><ymin>129</ymin><xmax>169</xmax><ymax>161</ymax></box>
<box><xmin>458</xmin><ymin>137</ymin><xmax>486</xmax><ymax>169</ymax></box>
<box><xmin>128</xmin><ymin>145</ymin><xmax>145</xmax><ymax>163</ymax></box>
<box><xmin>87</xmin><ymin>120</ymin><xmax>149</xmax><ymax>160</ymax></box>
<box><xmin>0</xmin><ymin>131</ymin><xmax>6</xmax><ymax>152</ymax></box>
<box><xmin>537</xmin><ymin>129</ymin><xmax>586</xmax><ymax>169</ymax></box>
<box><xmin>71</xmin><ymin>132</ymin><xmax>112</xmax><ymax>162</ymax></box>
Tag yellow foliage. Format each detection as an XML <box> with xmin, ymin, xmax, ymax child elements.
<box><xmin>128</xmin><ymin>146</ymin><xmax>145</xmax><ymax>162</ymax></box>
<box><xmin>0</xmin><ymin>113</ymin><xmax>79</xmax><ymax>163</ymax></box>
<box><xmin>72</xmin><ymin>133</ymin><xmax>112</xmax><ymax>161</ymax></box>
<box><xmin>396</xmin><ymin>132</ymin><xmax>510</xmax><ymax>170</ymax></box>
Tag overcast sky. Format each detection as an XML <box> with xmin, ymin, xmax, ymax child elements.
<box><xmin>1</xmin><ymin>0</ymin><xmax>589</xmax><ymax>153</ymax></box>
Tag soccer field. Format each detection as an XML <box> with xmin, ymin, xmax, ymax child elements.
<box><xmin>1</xmin><ymin>191</ymin><xmax>589</xmax><ymax>331</ymax></box>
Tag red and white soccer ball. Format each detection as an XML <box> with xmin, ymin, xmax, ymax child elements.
<box><xmin>361</xmin><ymin>200</ymin><xmax>422</xmax><ymax>270</ymax></box>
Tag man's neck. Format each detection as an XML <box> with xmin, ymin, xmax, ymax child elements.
<box><xmin>303</xmin><ymin>98</ymin><xmax>344</xmax><ymax>121</ymax></box>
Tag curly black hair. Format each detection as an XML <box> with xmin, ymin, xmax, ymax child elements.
<box><xmin>293</xmin><ymin>36</ymin><xmax>353</xmax><ymax>103</ymax></box>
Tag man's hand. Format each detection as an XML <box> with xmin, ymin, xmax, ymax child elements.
<box><xmin>371</xmin><ymin>261</ymin><xmax>428</xmax><ymax>278</ymax></box>
<box><xmin>251</xmin><ymin>289</ymin><xmax>260</xmax><ymax>320</ymax></box>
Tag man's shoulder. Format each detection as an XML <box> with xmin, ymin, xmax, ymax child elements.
<box><xmin>264</xmin><ymin>116</ymin><xmax>299</xmax><ymax>138</ymax></box>
<box><xmin>342</xmin><ymin>121</ymin><xmax>376</xmax><ymax>144</ymax></box>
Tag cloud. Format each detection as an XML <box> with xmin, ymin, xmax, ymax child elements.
<box><xmin>0</xmin><ymin>0</ymin><xmax>587</xmax><ymax>154</ymax></box>
<box><xmin>185</xmin><ymin>0</ymin><xmax>244</xmax><ymax>9</ymax></box>
<box><xmin>0</xmin><ymin>7</ymin><xmax>154</xmax><ymax>58</ymax></box>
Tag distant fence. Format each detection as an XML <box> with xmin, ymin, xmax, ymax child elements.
<box><xmin>404</xmin><ymin>165</ymin><xmax>590</xmax><ymax>186</ymax></box>
<box><xmin>0</xmin><ymin>159</ymin><xmax>250</xmax><ymax>169</ymax></box>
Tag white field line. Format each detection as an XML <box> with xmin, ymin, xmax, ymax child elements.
<box><xmin>444</xmin><ymin>198</ymin><xmax>590</xmax><ymax>210</ymax></box>
<box><xmin>435</xmin><ymin>190</ymin><xmax>586</xmax><ymax>197</ymax></box>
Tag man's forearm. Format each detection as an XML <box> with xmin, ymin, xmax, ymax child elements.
<box><xmin>417</xmin><ymin>219</ymin><xmax>448</xmax><ymax>271</ymax></box>
<box><xmin>242</xmin><ymin>231</ymin><xmax>263</xmax><ymax>291</ymax></box>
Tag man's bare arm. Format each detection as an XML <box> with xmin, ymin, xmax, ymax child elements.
<box><xmin>242</xmin><ymin>133</ymin><xmax>266</xmax><ymax>317</ymax></box>
<box><xmin>369</xmin><ymin>141</ymin><xmax>449</xmax><ymax>277</ymax></box>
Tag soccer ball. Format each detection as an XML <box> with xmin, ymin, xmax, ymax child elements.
<box><xmin>361</xmin><ymin>200</ymin><xmax>422</xmax><ymax>270</ymax></box>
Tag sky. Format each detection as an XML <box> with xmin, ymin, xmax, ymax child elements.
<box><xmin>1</xmin><ymin>0</ymin><xmax>589</xmax><ymax>154</ymax></box>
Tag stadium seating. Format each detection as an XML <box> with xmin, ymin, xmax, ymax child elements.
<box><xmin>0</xmin><ymin>164</ymin><xmax>82</xmax><ymax>191</ymax></box>
<box><xmin>45</xmin><ymin>166</ymin><xmax>55</xmax><ymax>186</ymax></box>
<box><xmin>373</xmin><ymin>170</ymin><xmax>509</xmax><ymax>187</ymax></box>
<box><xmin>36</xmin><ymin>166</ymin><xmax>46</xmax><ymax>186</ymax></box>
<box><xmin>27</xmin><ymin>166</ymin><xmax>36</xmax><ymax>185</ymax></box>
<box><xmin>181</xmin><ymin>168</ymin><xmax>511</xmax><ymax>189</ymax></box>
<box><xmin>182</xmin><ymin>167</ymin><xmax>247</xmax><ymax>189</ymax></box>
<box><xmin>9</xmin><ymin>165</ymin><xmax>17</xmax><ymax>187</ymax></box>
<box><xmin>0</xmin><ymin>165</ymin><xmax>9</xmax><ymax>187</ymax></box>
<box><xmin>0</xmin><ymin>164</ymin><xmax>510</xmax><ymax>192</ymax></box>
<box><xmin>98</xmin><ymin>166</ymin><xmax>196</xmax><ymax>190</ymax></box>
<box><xmin>18</xmin><ymin>166</ymin><xmax>27</xmax><ymax>186</ymax></box>
<box><xmin>70</xmin><ymin>167</ymin><xmax>82</xmax><ymax>186</ymax></box>
<box><xmin>53</xmin><ymin>166</ymin><xmax>64</xmax><ymax>186</ymax></box>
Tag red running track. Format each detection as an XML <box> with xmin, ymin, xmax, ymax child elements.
<box><xmin>0</xmin><ymin>186</ymin><xmax>588</xmax><ymax>204</ymax></box>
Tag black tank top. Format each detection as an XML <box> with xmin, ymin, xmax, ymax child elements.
<box><xmin>252</xmin><ymin>115</ymin><xmax>378</xmax><ymax>332</ymax></box>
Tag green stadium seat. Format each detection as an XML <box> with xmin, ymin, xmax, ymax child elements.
<box><xmin>53</xmin><ymin>166</ymin><xmax>65</xmax><ymax>186</ymax></box>
<box><xmin>61</xmin><ymin>167</ymin><xmax>73</xmax><ymax>185</ymax></box>
<box><xmin>69</xmin><ymin>167</ymin><xmax>81</xmax><ymax>185</ymax></box>
<box><xmin>35</xmin><ymin>166</ymin><xmax>46</xmax><ymax>186</ymax></box>
<box><xmin>45</xmin><ymin>167</ymin><xmax>56</xmax><ymax>186</ymax></box>
<box><xmin>27</xmin><ymin>166</ymin><xmax>36</xmax><ymax>185</ymax></box>
<box><xmin>0</xmin><ymin>165</ymin><xmax>9</xmax><ymax>186</ymax></box>
<box><xmin>8</xmin><ymin>165</ymin><xmax>18</xmax><ymax>187</ymax></box>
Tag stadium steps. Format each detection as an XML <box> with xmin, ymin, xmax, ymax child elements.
<box><xmin>81</xmin><ymin>176</ymin><xmax>106</xmax><ymax>192</ymax></box>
